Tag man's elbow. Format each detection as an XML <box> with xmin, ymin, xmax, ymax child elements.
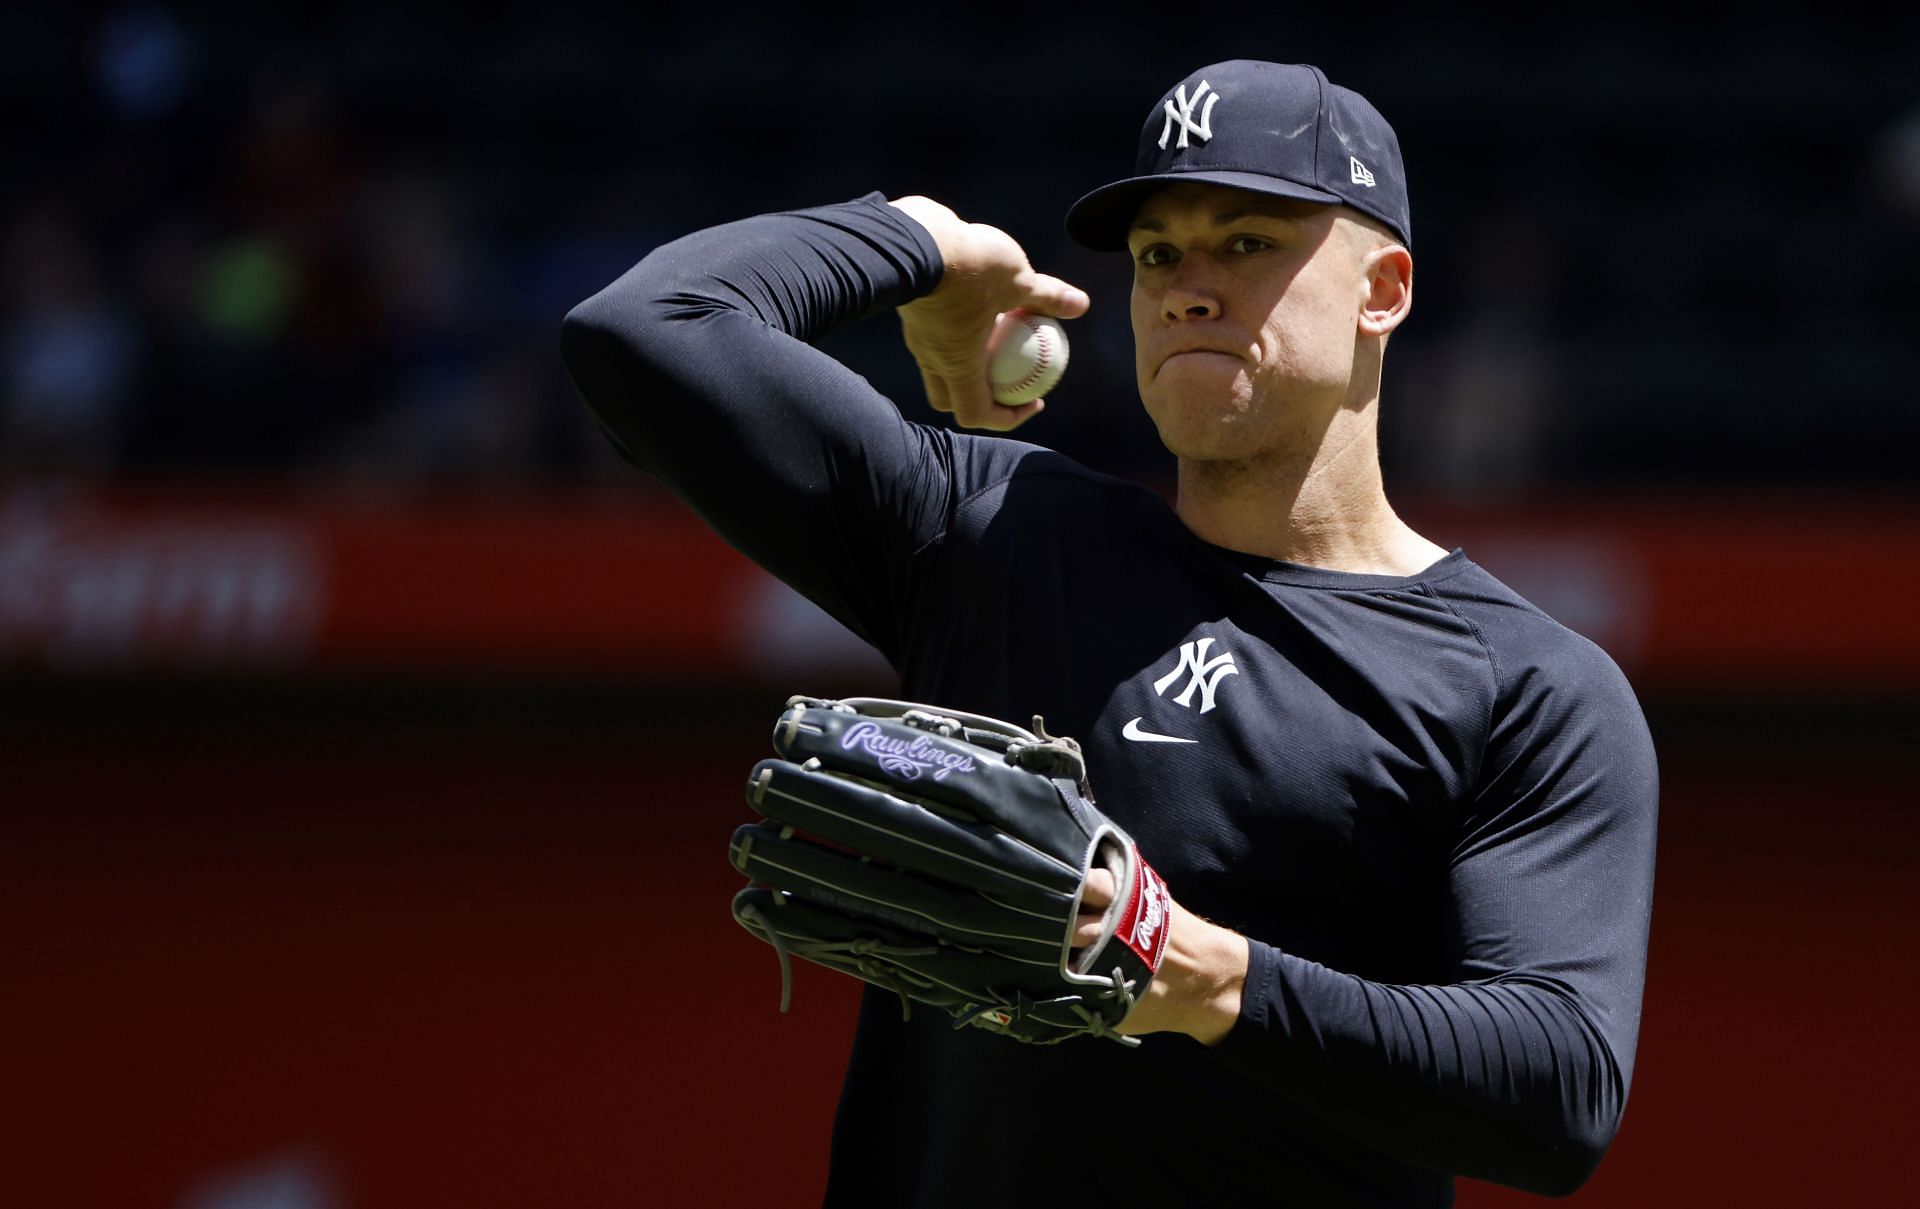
<box><xmin>1499</xmin><ymin>1104</ymin><xmax>1621</xmax><ymax>1198</ymax></box>
<box><xmin>559</xmin><ymin>294</ymin><xmax>623</xmax><ymax>397</ymax></box>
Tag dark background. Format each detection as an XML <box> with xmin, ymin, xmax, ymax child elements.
<box><xmin>4</xmin><ymin>4</ymin><xmax>1918</xmax><ymax>1207</ymax></box>
<box><xmin>9</xmin><ymin>2</ymin><xmax>1919</xmax><ymax>493</ymax></box>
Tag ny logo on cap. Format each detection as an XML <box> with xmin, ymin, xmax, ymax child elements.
<box><xmin>1158</xmin><ymin>80</ymin><xmax>1220</xmax><ymax>151</ymax></box>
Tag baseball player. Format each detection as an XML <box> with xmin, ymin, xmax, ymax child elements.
<box><xmin>563</xmin><ymin>59</ymin><xmax>1657</xmax><ymax>1206</ymax></box>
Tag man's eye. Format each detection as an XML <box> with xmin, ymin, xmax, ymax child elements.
<box><xmin>1135</xmin><ymin>244</ymin><xmax>1176</xmax><ymax>267</ymax></box>
<box><xmin>1228</xmin><ymin>236</ymin><xmax>1272</xmax><ymax>254</ymax></box>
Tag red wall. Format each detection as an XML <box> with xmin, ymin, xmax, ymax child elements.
<box><xmin>4</xmin><ymin>688</ymin><xmax>1916</xmax><ymax>1206</ymax></box>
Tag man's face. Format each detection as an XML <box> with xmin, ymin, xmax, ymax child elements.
<box><xmin>1128</xmin><ymin>183</ymin><xmax>1374</xmax><ymax>463</ymax></box>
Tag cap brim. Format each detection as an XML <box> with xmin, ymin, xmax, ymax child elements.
<box><xmin>1065</xmin><ymin>171</ymin><xmax>1344</xmax><ymax>252</ymax></box>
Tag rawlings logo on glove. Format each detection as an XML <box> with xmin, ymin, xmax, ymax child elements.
<box><xmin>838</xmin><ymin>720</ymin><xmax>979</xmax><ymax>781</ymax></box>
<box><xmin>1123</xmin><ymin>863</ymin><xmax>1173</xmax><ymax>970</ymax></box>
<box><xmin>728</xmin><ymin>696</ymin><xmax>1169</xmax><ymax>1046</ymax></box>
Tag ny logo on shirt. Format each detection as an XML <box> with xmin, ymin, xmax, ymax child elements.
<box><xmin>1152</xmin><ymin>637</ymin><xmax>1239</xmax><ymax>713</ymax></box>
<box><xmin>1158</xmin><ymin>80</ymin><xmax>1220</xmax><ymax>150</ymax></box>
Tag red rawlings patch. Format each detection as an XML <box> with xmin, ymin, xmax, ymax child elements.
<box><xmin>1112</xmin><ymin>851</ymin><xmax>1172</xmax><ymax>973</ymax></box>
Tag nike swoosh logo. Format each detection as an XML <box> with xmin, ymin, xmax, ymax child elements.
<box><xmin>1122</xmin><ymin>718</ymin><xmax>1197</xmax><ymax>744</ymax></box>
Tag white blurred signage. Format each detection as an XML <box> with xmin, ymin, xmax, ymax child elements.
<box><xmin>0</xmin><ymin>487</ymin><xmax>321</xmax><ymax>666</ymax></box>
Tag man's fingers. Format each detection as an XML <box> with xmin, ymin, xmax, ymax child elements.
<box><xmin>922</xmin><ymin>363</ymin><xmax>1045</xmax><ymax>431</ymax></box>
<box><xmin>1081</xmin><ymin>866</ymin><xmax>1117</xmax><ymax>909</ymax></box>
<box><xmin>977</xmin><ymin>399</ymin><xmax>1045</xmax><ymax>431</ymax></box>
<box><xmin>1020</xmin><ymin>273</ymin><xmax>1091</xmax><ymax>320</ymax></box>
<box><xmin>945</xmin><ymin>369</ymin><xmax>1031</xmax><ymax>432</ymax></box>
<box><xmin>1071</xmin><ymin>867</ymin><xmax>1122</xmax><ymax>949</ymax></box>
<box><xmin>952</xmin><ymin>395</ymin><xmax>1044</xmax><ymax>432</ymax></box>
<box><xmin>896</xmin><ymin>221</ymin><xmax>1080</xmax><ymax>430</ymax></box>
<box><xmin>953</xmin><ymin>401</ymin><xmax>1043</xmax><ymax>432</ymax></box>
<box><xmin>946</xmin><ymin>366</ymin><xmax>993</xmax><ymax>415</ymax></box>
<box><xmin>919</xmin><ymin>368</ymin><xmax>953</xmax><ymax>414</ymax></box>
<box><xmin>1072</xmin><ymin>914</ymin><xmax>1104</xmax><ymax>948</ymax></box>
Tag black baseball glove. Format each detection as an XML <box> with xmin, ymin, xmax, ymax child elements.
<box><xmin>728</xmin><ymin>696</ymin><xmax>1172</xmax><ymax>1046</ymax></box>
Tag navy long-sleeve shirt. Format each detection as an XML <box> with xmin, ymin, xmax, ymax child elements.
<box><xmin>561</xmin><ymin>194</ymin><xmax>1658</xmax><ymax>1207</ymax></box>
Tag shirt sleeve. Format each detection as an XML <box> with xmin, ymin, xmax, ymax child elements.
<box><xmin>558</xmin><ymin>194</ymin><xmax>964</xmax><ymax>662</ymax></box>
<box><xmin>1213</xmin><ymin>632</ymin><xmax>1659</xmax><ymax>1197</ymax></box>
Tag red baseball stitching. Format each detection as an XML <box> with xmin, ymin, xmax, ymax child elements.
<box><xmin>994</xmin><ymin>319</ymin><xmax>1057</xmax><ymax>397</ymax></box>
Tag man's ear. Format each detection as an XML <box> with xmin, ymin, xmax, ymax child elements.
<box><xmin>1358</xmin><ymin>243</ymin><xmax>1412</xmax><ymax>338</ymax></box>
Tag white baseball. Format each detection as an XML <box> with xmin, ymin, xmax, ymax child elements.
<box><xmin>987</xmin><ymin>312</ymin><xmax>1069</xmax><ymax>406</ymax></box>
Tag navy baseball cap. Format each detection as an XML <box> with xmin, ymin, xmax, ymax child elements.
<box><xmin>1066</xmin><ymin>60</ymin><xmax>1411</xmax><ymax>251</ymax></box>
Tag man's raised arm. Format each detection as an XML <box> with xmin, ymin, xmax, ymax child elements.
<box><xmin>558</xmin><ymin>194</ymin><xmax>1081</xmax><ymax>654</ymax></box>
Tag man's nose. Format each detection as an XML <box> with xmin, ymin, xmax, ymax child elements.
<box><xmin>1161</xmin><ymin>267</ymin><xmax>1220</xmax><ymax>322</ymax></box>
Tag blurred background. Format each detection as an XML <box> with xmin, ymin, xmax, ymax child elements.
<box><xmin>3</xmin><ymin>3</ymin><xmax>1916</xmax><ymax>1205</ymax></box>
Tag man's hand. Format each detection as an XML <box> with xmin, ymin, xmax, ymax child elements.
<box><xmin>888</xmin><ymin>195</ymin><xmax>1090</xmax><ymax>432</ymax></box>
<box><xmin>1076</xmin><ymin>866</ymin><xmax>1250</xmax><ymax>1045</ymax></box>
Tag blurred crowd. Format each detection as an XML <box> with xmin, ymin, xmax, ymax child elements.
<box><xmin>3</xmin><ymin>5</ymin><xmax>622</xmax><ymax>488</ymax></box>
<box><xmin>5</xmin><ymin>4</ymin><xmax>1917</xmax><ymax>495</ymax></box>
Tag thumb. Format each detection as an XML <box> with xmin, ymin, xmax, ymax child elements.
<box><xmin>1019</xmin><ymin>273</ymin><xmax>1091</xmax><ymax>320</ymax></box>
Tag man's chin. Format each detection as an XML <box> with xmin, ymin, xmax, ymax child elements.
<box><xmin>1150</xmin><ymin>421</ymin><xmax>1268</xmax><ymax>466</ymax></box>
<box><xmin>1144</xmin><ymin>390</ymin><xmax>1257</xmax><ymax>451</ymax></box>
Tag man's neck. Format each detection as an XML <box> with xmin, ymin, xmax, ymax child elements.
<box><xmin>1172</xmin><ymin>413</ymin><xmax>1447</xmax><ymax>577</ymax></box>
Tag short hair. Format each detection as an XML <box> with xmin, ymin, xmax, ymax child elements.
<box><xmin>1337</xmin><ymin>205</ymin><xmax>1403</xmax><ymax>253</ymax></box>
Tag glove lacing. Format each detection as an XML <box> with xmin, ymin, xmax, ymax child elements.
<box><xmin>737</xmin><ymin>900</ymin><xmax>939</xmax><ymax>1019</ymax></box>
<box><xmin>958</xmin><ymin>965</ymin><xmax>1142</xmax><ymax>1047</ymax></box>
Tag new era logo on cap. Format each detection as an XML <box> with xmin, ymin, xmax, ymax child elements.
<box><xmin>1065</xmin><ymin>60</ymin><xmax>1412</xmax><ymax>252</ymax></box>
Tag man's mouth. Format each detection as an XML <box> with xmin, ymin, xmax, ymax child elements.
<box><xmin>1157</xmin><ymin>348</ymin><xmax>1243</xmax><ymax>375</ymax></box>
